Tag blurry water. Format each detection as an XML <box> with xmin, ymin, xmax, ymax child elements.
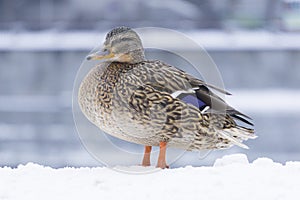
<box><xmin>0</xmin><ymin>49</ymin><xmax>299</xmax><ymax>167</ymax></box>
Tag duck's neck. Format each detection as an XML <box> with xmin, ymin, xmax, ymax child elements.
<box><xmin>118</xmin><ymin>49</ymin><xmax>146</xmax><ymax>64</ymax></box>
<box><xmin>131</xmin><ymin>49</ymin><xmax>146</xmax><ymax>63</ymax></box>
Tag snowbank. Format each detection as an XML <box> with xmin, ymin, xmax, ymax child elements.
<box><xmin>1</xmin><ymin>31</ymin><xmax>300</xmax><ymax>51</ymax></box>
<box><xmin>0</xmin><ymin>154</ymin><xmax>300</xmax><ymax>200</ymax></box>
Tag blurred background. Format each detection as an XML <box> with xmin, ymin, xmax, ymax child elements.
<box><xmin>0</xmin><ymin>0</ymin><xmax>300</xmax><ymax>168</ymax></box>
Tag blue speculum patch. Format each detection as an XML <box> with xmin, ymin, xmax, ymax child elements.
<box><xmin>181</xmin><ymin>94</ymin><xmax>206</xmax><ymax>109</ymax></box>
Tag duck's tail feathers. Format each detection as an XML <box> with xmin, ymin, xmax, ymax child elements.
<box><xmin>226</xmin><ymin>108</ymin><xmax>254</xmax><ymax>126</ymax></box>
<box><xmin>218</xmin><ymin>127</ymin><xmax>256</xmax><ymax>149</ymax></box>
<box><xmin>231</xmin><ymin>113</ymin><xmax>254</xmax><ymax>126</ymax></box>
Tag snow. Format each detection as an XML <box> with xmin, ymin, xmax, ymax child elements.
<box><xmin>0</xmin><ymin>31</ymin><xmax>300</xmax><ymax>51</ymax></box>
<box><xmin>226</xmin><ymin>89</ymin><xmax>300</xmax><ymax>114</ymax></box>
<box><xmin>1</xmin><ymin>89</ymin><xmax>300</xmax><ymax>113</ymax></box>
<box><xmin>1</xmin><ymin>154</ymin><xmax>300</xmax><ymax>200</ymax></box>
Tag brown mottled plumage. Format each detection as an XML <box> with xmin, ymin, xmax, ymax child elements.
<box><xmin>79</xmin><ymin>27</ymin><xmax>255</xmax><ymax>168</ymax></box>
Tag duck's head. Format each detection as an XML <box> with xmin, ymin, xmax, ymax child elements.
<box><xmin>86</xmin><ymin>27</ymin><xmax>145</xmax><ymax>64</ymax></box>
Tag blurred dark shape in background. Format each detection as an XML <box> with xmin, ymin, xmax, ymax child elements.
<box><xmin>0</xmin><ymin>0</ymin><xmax>300</xmax><ymax>31</ymax></box>
<box><xmin>0</xmin><ymin>0</ymin><xmax>300</xmax><ymax>168</ymax></box>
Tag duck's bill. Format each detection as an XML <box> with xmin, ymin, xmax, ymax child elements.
<box><xmin>86</xmin><ymin>49</ymin><xmax>115</xmax><ymax>61</ymax></box>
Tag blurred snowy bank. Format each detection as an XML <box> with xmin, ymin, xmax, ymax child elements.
<box><xmin>1</xmin><ymin>31</ymin><xmax>300</xmax><ymax>51</ymax></box>
<box><xmin>0</xmin><ymin>154</ymin><xmax>300</xmax><ymax>200</ymax></box>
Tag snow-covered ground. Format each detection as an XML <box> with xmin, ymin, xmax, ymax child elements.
<box><xmin>0</xmin><ymin>31</ymin><xmax>300</xmax><ymax>51</ymax></box>
<box><xmin>1</xmin><ymin>154</ymin><xmax>300</xmax><ymax>200</ymax></box>
<box><xmin>0</xmin><ymin>89</ymin><xmax>299</xmax><ymax>113</ymax></box>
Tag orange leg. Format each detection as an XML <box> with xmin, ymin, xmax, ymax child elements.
<box><xmin>156</xmin><ymin>141</ymin><xmax>169</xmax><ymax>169</ymax></box>
<box><xmin>142</xmin><ymin>146</ymin><xmax>152</xmax><ymax>166</ymax></box>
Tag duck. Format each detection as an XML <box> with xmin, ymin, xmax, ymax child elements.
<box><xmin>78</xmin><ymin>26</ymin><xmax>255</xmax><ymax>169</ymax></box>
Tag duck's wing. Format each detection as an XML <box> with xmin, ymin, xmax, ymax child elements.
<box><xmin>128</xmin><ymin>77</ymin><xmax>254</xmax><ymax>150</ymax></box>
<box><xmin>140</xmin><ymin>60</ymin><xmax>253</xmax><ymax>126</ymax></box>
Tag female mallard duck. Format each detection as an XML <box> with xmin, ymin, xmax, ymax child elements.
<box><xmin>79</xmin><ymin>26</ymin><xmax>255</xmax><ymax>168</ymax></box>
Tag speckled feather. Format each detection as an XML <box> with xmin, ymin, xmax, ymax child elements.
<box><xmin>79</xmin><ymin>60</ymin><xmax>255</xmax><ymax>150</ymax></box>
<box><xmin>105</xmin><ymin>26</ymin><xmax>131</xmax><ymax>40</ymax></box>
